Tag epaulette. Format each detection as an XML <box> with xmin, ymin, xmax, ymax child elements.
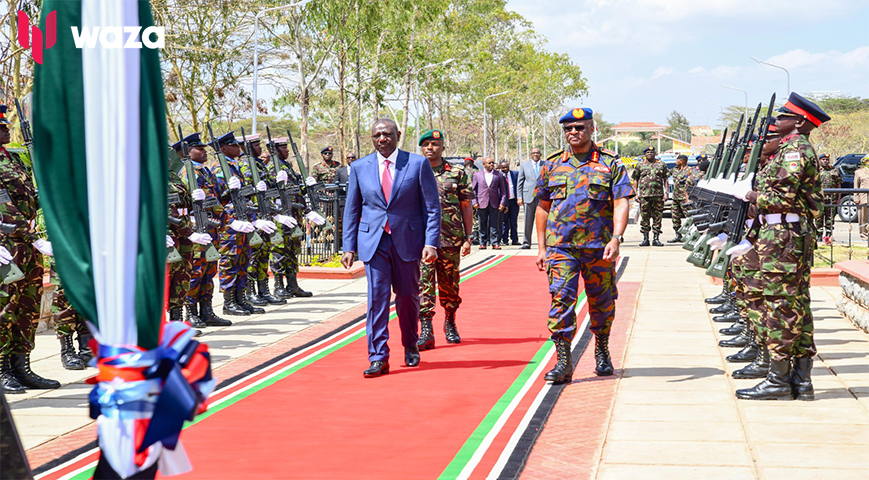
<box><xmin>546</xmin><ymin>149</ymin><xmax>564</xmax><ymax>161</ymax></box>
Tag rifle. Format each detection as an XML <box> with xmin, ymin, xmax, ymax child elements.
<box><xmin>286</xmin><ymin>129</ymin><xmax>334</xmax><ymax>231</ymax></box>
<box><xmin>206</xmin><ymin>122</ymin><xmax>263</xmax><ymax>247</ymax></box>
<box><xmin>240</xmin><ymin>126</ymin><xmax>283</xmax><ymax>245</ymax></box>
<box><xmin>0</xmin><ymin>189</ymin><xmax>24</xmax><ymax>283</ymax></box>
<box><xmin>166</xmin><ymin>191</ymin><xmax>183</xmax><ymax>263</ymax></box>
<box><xmin>681</xmin><ymin>127</ymin><xmax>734</xmax><ymax>253</ymax></box>
<box><xmin>13</xmin><ymin>98</ymin><xmax>37</xmax><ymax>191</ymax></box>
<box><xmin>178</xmin><ymin>126</ymin><xmax>221</xmax><ymax>262</ymax></box>
<box><xmin>266</xmin><ymin>126</ymin><xmax>304</xmax><ymax>239</ymax></box>
<box><xmin>705</xmin><ymin>94</ymin><xmax>776</xmax><ymax>278</ymax></box>
<box><xmin>679</xmin><ymin>131</ymin><xmax>728</xmax><ymax>238</ymax></box>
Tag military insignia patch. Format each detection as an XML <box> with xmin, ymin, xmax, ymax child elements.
<box><xmin>788</xmin><ymin>161</ymin><xmax>799</xmax><ymax>171</ymax></box>
<box><xmin>572</xmin><ymin>108</ymin><xmax>585</xmax><ymax>119</ymax></box>
<box><xmin>593</xmin><ymin>165</ymin><xmax>611</xmax><ymax>173</ymax></box>
<box><xmin>785</xmin><ymin>152</ymin><xmax>800</xmax><ymax>161</ymax></box>
<box><xmin>433</xmin><ymin>131</ymin><xmax>440</xmax><ymax>139</ymax></box>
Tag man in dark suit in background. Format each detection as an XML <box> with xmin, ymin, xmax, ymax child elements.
<box><xmin>335</xmin><ymin>152</ymin><xmax>356</xmax><ymax>185</ymax></box>
<box><xmin>517</xmin><ymin>148</ymin><xmax>543</xmax><ymax>249</ymax></box>
<box><xmin>342</xmin><ymin>119</ymin><xmax>441</xmax><ymax>377</ymax></box>
<box><xmin>499</xmin><ymin>160</ymin><xmax>520</xmax><ymax>245</ymax></box>
<box><xmin>471</xmin><ymin>158</ymin><xmax>507</xmax><ymax>249</ymax></box>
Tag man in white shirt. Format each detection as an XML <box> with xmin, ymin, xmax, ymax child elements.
<box><xmin>499</xmin><ymin>160</ymin><xmax>520</xmax><ymax>245</ymax></box>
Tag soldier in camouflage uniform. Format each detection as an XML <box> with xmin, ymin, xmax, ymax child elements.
<box><xmin>415</xmin><ymin>130</ymin><xmax>474</xmax><ymax>350</ymax></box>
<box><xmin>668</xmin><ymin>154</ymin><xmax>691</xmax><ymax>243</ymax></box>
<box><xmin>818</xmin><ymin>153</ymin><xmax>841</xmax><ymax>241</ymax></box>
<box><xmin>463</xmin><ymin>157</ymin><xmax>480</xmax><ymax>244</ymax></box>
<box><xmin>310</xmin><ymin>146</ymin><xmax>339</xmax><ymax>184</ymax></box>
<box><xmin>732</xmin><ymin>92</ymin><xmax>829</xmax><ymax>401</ymax></box>
<box><xmin>269</xmin><ymin>138</ymin><xmax>313</xmax><ymax>298</ymax></box>
<box><xmin>211</xmin><ymin>132</ymin><xmax>267</xmax><ymax>317</ymax></box>
<box><xmin>535</xmin><ymin>108</ymin><xmax>634</xmax><ymax>384</ymax></box>
<box><xmin>0</xmin><ymin>106</ymin><xmax>59</xmax><ymax>393</ymax></box>
<box><xmin>630</xmin><ymin>146</ymin><xmax>668</xmax><ymax>246</ymax></box>
<box><xmin>239</xmin><ymin>135</ymin><xmax>285</xmax><ymax>306</ymax></box>
<box><xmin>49</xmin><ymin>258</ymin><xmax>91</xmax><ymax>370</ymax></box>
<box><xmin>182</xmin><ymin>133</ymin><xmax>232</xmax><ymax>328</ymax></box>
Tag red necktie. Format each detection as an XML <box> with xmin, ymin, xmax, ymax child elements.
<box><xmin>382</xmin><ymin>159</ymin><xmax>393</xmax><ymax>233</ymax></box>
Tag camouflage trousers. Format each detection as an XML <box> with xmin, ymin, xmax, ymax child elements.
<box><xmin>670</xmin><ymin>196</ymin><xmax>688</xmax><ymax>232</ymax></box>
<box><xmin>546</xmin><ymin>246</ymin><xmax>617</xmax><ymax>342</ymax></box>
<box><xmin>820</xmin><ymin>195</ymin><xmax>836</xmax><ymax>236</ymax></box>
<box><xmin>744</xmin><ymin>222</ymin><xmax>815</xmax><ymax>360</ymax></box>
<box><xmin>639</xmin><ymin>197</ymin><xmax>664</xmax><ymax>234</ymax></box>
<box><xmin>187</xmin><ymin>250</ymin><xmax>218</xmax><ymax>304</ymax></box>
<box><xmin>168</xmin><ymin>243</ymin><xmax>196</xmax><ymax>311</ymax></box>
<box><xmin>52</xmin><ymin>284</ymin><xmax>87</xmax><ymax>337</ymax></box>
<box><xmin>270</xmin><ymin>230</ymin><xmax>301</xmax><ymax>276</ymax></box>
<box><xmin>218</xmin><ymin>230</ymin><xmax>251</xmax><ymax>292</ymax></box>
<box><xmin>0</xmin><ymin>243</ymin><xmax>43</xmax><ymax>355</ymax></box>
<box><xmin>248</xmin><ymin>236</ymin><xmax>272</xmax><ymax>282</ymax></box>
<box><xmin>419</xmin><ymin>247</ymin><xmax>462</xmax><ymax>321</ymax></box>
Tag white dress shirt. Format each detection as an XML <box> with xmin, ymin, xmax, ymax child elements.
<box><xmin>484</xmin><ymin>170</ymin><xmax>494</xmax><ymax>187</ymax></box>
<box><xmin>376</xmin><ymin>149</ymin><xmax>398</xmax><ymax>186</ymax></box>
<box><xmin>505</xmin><ymin>171</ymin><xmax>515</xmax><ymax>199</ymax></box>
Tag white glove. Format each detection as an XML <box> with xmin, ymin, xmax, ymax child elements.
<box><xmin>305</xmin><ymin>176</ymin><xmax>317</xmax><ymax>186</ymax></box>
<box><xmin>192</xmin><ymin>188</ymin><xmax>206</xmax><ymax>201</ymax></box>
<box><xmin>166</xmin><ymin>235</ymin><xmax>175</xmax><ymax>248</ymax></box>
<box><xmin>745</xmin><ymin>218</ymin><xmax>756</xmax><ymax>230</ymax></box>
<box><xmin>274</xmin><ymin>214</ymin><xmax>298</xmax><ymax>228</ymax></box>
<box><xmin>725</xmin><ymin>239</ymin><xmax>752</xmax><ymax>257</ymax></box>
<box><xmin>230</xmin><ymin>220</ymin><xmax>255</xmax><ymax>233</ymax></box>
<box><xmin>276</xmin><ymin>170</ymin><xmax>289</xmax><ymax>184</ymax></box>
<box><xmin>254</xmin><ymin>219</ymin><xmax>277</xmax><ymax>234</ymax></box>
<box><xmin>256</xmin><ymin>180</ymin><xmax>267</xmax><ymax>192</ymax></box>
<box><xmin>33</xmin><ymin>238</ymin><xmax>53</xmax><ymax>256</ymax></box>
<box><xmin>706</xmin><ymin>232</ymin><xmax>728</xmax><ymax>251</ymax></box>
<box><xmin>187</xmin><ymin>232</ymin><xmax>212</xmax><ymax>245</ymax></box>
<box><xmin>0</xmin><ymin>246</ymin><xmax>12</xmax><ymax>265</ymax></box>
<box><xmin>730</xmin><ymin>173</ymin><xmax>754</xmax><ymax>201</ymax></box>
<box><xmin>178</xmin><ymin>208</ymin><xmax>188</xmax><ymax>216</ymax></box>
<box><xmin>228</xmin><ymin>176</ymin><xmax>241</xmax><ymax>190</ymax></box>
<box><xmin>306</xmin><ymin>211</ymin><xmax>326</xmax><ymax>225</ymax></box>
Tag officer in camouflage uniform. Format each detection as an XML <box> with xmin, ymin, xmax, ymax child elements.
<box><xmin>212</xmin><ymin>132</ymin><xmax>267</xmax><ymax>317</ymax></box>
<box><xmin>239</xmin><ymin>135</ymin><xmax>285</xmax><ymax>306</ymax></box>
<box><xmin>630</xmin><ymin>146</ymin><xmax>668</xmax><ymax>246</ymax></box>
<box><xmin>0</xmin><ymin>105</ymin><xmax>59</xmax><ymax>393</ymax></box>
<box><xmin>818</xmin><ymin>153</ymin><xmax>841</xmax><ymax>241</ymax></box>
<box><xmin>49</xmin><ymin>259</ymin><xmax>92</xmax><ymax>370</ymax></box>
<box><xmin>183</xmin><ymin>133</ymin><xmax>232</xmax><ymax>328</ymax></box>
<box><xmin>311</xmin><ymin>146</ymin><xmax>339</xmax><ymax>184</ymax></box>
<box><xmin>535</xmin><ymin>108</ymin><xmax>634</xmax><ymax>384</ymax></box>
<box><xmin>668</xmin><ymin>154</ymin><xmax>691</xmax><ymax>243</ymax></box>
<box><xmin>416</xmin><ymin>130</ymin><xmax>474</xmax><ymax>350</ymax></box>
<box><xmin>269</xmin><ymin>138</ymin><xmax>313</xmax><ymax>298</ymax></box>
<box><xmin>732</xmin><ymin>92</ymin><xmax>829</xmax><ymax>401</ymax></box>
<box><xmin>463</xmin><ymin>157</ymin><xmax>480</xmax><ymax>244</ymax></box>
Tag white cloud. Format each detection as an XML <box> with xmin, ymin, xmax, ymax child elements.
<box><xmin>651</xmin><ymin>66</ymin><xmax>674</xmax><ymax>79</ymax></box>
<box><xmin>689</xmin><ymin>66</ymin><xmax>706</xmax><ymax>74</ymax></box>
<box><xmin>764</xmin><ymin>46</ymin><xmax>869</xmax><ymax>70</ymax></box>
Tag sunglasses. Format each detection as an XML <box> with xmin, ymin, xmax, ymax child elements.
<box><xmin>562</xmin><ymin>125</ymin><xmax>587</xmax><ymax>132</ymax></box>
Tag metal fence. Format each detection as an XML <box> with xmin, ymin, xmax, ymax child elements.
<box><xmin>813</xmin><ymin>188</ymin><xmax>869</xmax><ymax>267</ymax></box>
<box><xmin>298</xmin><ymin>184</ymin><xmax>346</xmax><ymax>265</ymax></box>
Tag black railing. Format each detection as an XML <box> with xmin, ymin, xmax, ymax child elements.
<box><xmin>813</xmin><ymin>188</ymin><xmax>869</xmax><ymax>267</ymax></box>
<box><xmin>299</xmin><ymin>184</ymin><xmax>346</xmax><ymax>265</ymax></box>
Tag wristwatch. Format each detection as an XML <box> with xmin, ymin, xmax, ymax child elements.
<box><xmin>614</xmin><ymin>234</ymin><xmax>624</xmax><ymax>244</ymax></box>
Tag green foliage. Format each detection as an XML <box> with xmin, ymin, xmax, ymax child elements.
<box><xmin>664</xmin><ymin>110</ymin><xmax>691</xmax><ymax>142</ymax></box>
<box><xmin>304</xmin><ymin>253</ymin><xmax>343</xmax><ymax>268</ymax></box>
<box><xmin>814</xmin><ymin>95</ymin><xmax>869</xmax><ymax>115</ymax></box>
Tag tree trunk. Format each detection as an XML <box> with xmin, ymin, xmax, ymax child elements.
<box><xmin>300</xmin><ymin>86</ymin><xmax>311</xmax><ymax>173</ymax></box>
<box><xmin>337</xmin><ymin>42</ymin><xmax>347</xmax><ymax>163</ymax></box>
<box><xmin>400</xmin><ymin>65</ymin><xmax>413</xmax><ymax>150</ymax></box>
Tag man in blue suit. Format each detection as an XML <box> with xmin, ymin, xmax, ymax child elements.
<box><xmin>341</xmin><ymin>119</ymin><xmax>441</xmax><ymax>377</ymax></box>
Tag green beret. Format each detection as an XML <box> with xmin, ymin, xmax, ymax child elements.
<box><xmin>418</xmin><ymin>129</ymin><xmax>444</xmax><ymax>146</ymax></box>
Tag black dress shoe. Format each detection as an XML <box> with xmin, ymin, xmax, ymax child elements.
<box><xmin>520</xmin><ymin>244</ymin><xmax>530</xmax><ymax>249</ymax></box>
<box><xmin>405</xmin><ymin>346</ymin><xmax>420</xmax><ymax>367</ymax></box>
<box><xmin>363</xmin><ymin>361</ymin><xmax>389</xmax><ymax>378</ymax></box>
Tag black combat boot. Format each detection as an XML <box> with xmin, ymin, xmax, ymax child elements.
<box><xmin>652</xmin><ymin>233</ymin><xmax>663</xmax><ymax>247</ymax></box>
<box><xmin>0</xmin><ymin>355</ymin><xmax>26</xmax><ymax>393</ymax></box>
<box><xmin>204</xmin><ymin>297</ymin><xmax>234</xmax><ymax>325</ymax></box>
<box><xmin>719</xmin><ymin>319</ymin><xmax>744</xmax><ymax>336</ymax></box>
<box><xmin>639</xmin><ymin>233</ymin><xmax>650</xmax><ymax>247</ymax></box>
<box><xmin>709</xmin><ymin>297</ymin><xmax>733</xmax><ymax>314</ymax></box>
<box><xmin>286</xmin><ymin>274</ymin><xmax>313</xmax><ymax>298</ymax></box>
<box><xmin>169</xmin><ymin>306</ymin><xmax>182</xmax><ymax>322</ymax></box>
<box><xmin>666</xmin><ymin>234</ymin><xmax>683</xmax><ymax>243</ymax></box>
<box><xmin>257</xmin><ymin>279</ymin><xmax>286</xmax><ymax>305</ymax></box>
<box><xmin>726</xmin><ymin>330</ymin><xmax>759</xmax><ymax>362</ymax></box>
<box><xmin>221</xmin><ymin>288</ymin><xmax>249</xmax><ymax>316</ymax></box>
<box><xmin>76</xmin><ymin>331</ymin><xmax>94</xmax><ymax>365</ymax></box>
<box><xmin>790</xmin><ymin>357</ymin><xmax>814</xmax><ymax>401</ymax></box>
<box><xmin>735</xmin><ymin>359</ymin><xmax>794</xmax><ymax>400</ymax></box>
<box><xmin>444</xmin><ymin>310</ymin><xmax>461</xmax><ymax>344</ymax></box>
<box><xmin>10</xmin><ymin>353</ymin><xmax>60</xmax><ymax>389</ymax></box>
<box><xmin>273</xmin><ymin>274</ymin><xmax>291</xmax><ymax>299</ymax></box>
<box><xmin>417</xmin><ymin>319</ymin><xmax>435</xmax><ymax>350</ymax></box>
<box><xmin>544</xmin><ymin>339</ymin><xmax>573</xmax><ymax>384</ymax></box>
<box><xmin>713</xmin><ymin>309</ymin><xmax>742</xmax><ymax>323</ymax></box>
<box><xmin>705</xmin><ymin>285</ymin><xmax>729</xmax><ymax>304</ymax></box>
<box><xmin>235</xmin><ymin>283</ymin><xmax>265</xmax><ymax>314</ymax></box>
<box><xmin>719</xmin><ymin>328</ymin><xmax>751</xmax><ymax>348</ymax></box>
<box><xmin>594</xmin><ymin>333</ymin><xmax>614</xmax><ymax>376</ymax></box>
<box><xmin>58</xmin><ymin>335</ymin><xmax>86</xmax><ymax>370</ymax></box>
<box><xmin>732</xmin><ymin>344</ymin><xmax>770</xmax><ymax>379</ymax></box>
<box><xmin>185</xmin><ymin>303</ymin><xmax>207</xmax><ymax>328</ymax></box>
<box><xmin>245</xmin><ymin>280</ymin><xmax>269</xmax><ymax>307</ymax></box>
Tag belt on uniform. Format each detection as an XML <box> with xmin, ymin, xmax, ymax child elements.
<box><xmin>762</xmin><ymin>213</ymin><xmax>801</xmax><ymax>225</ymax></box>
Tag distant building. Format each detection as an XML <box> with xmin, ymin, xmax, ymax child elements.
<box><xmin>610</xmin><ymin>122</ymin><xmax>666</xmax><ymax>155</ymax></box>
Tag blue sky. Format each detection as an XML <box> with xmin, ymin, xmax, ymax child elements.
<box><xmin>506</xmin><ymin>0</ymin><xmax>869</xmax><ymax>127</ymax></box>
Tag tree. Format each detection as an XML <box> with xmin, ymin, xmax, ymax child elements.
<box><xmin>664</xmin><ymin>110</ymin><xmax>691</xmax><ymax>143</ymax></box>
<box><xmin>814</xmin><ymin>95</ymin><xmax>869</xmax><ymax>115</ymax></box>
